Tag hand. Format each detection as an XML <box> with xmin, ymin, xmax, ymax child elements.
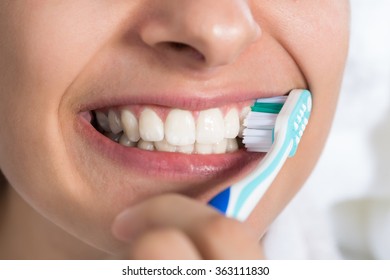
<box><xmin>111</xmin><ymin>194</ymin><xmax>264</xmax><ymax>259</ymax></box>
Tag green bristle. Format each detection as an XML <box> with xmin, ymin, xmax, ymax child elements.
<box><xmin>251</xmin><ymin>102</ymin><xmax>284</xmax><ymax>114</ymax></box>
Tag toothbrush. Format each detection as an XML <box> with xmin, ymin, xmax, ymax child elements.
<box><xmin>208</xmin><ymin>89</ymin><xmax>312</xmax><ymax>221</ymax></box>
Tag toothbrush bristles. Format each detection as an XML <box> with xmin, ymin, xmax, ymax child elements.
<box><xmin>243</xmin><ymin>96</ymin><xmax>287</xmax><ymax>152</ymax></box>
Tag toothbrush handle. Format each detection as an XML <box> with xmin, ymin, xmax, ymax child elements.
<box><xmin>210</xmin><ymin>89</ymin><xmax>311</xmax><ymax>221</ymax></box>
<box><xmin>208</xmin><ymin>137</ymin><xmax>292</xmax><ymax>221</ymax></box>
<box><xmin>208</xmin><ymin>187</ymin><xmax>231</xmax><ymax>214</ymax></box>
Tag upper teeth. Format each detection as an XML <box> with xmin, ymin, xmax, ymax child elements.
<box><xmin>196</xmin><ymin>108</ymin><xmax>225</xmax><ymax>144</ymax></box>
<box><xmin>139</xmin><ymin>108</ymin><xmax>164</xmax><ymax>142</ymax></box>
<box><xmin>94</xmin><ymin>106</ymin><xmax>250</xmax><ymax>154</ymax></box>
<box><xmin>165</xmin><ymin>109</ymin><xmax>196</xmax><ymax>146</ymax></box>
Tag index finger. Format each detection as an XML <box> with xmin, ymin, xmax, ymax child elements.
<box><xmin>111</xmin><ymin>194</ymin><xmax>263</xmax><ymax>259</ymax></box>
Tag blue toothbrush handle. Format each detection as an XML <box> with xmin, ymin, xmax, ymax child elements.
<box><xmin>208</xmin><ymin>187</ymin><xmax>231</xmax><ymax>214</ymax></box>
<box><xmin>208</xmin><ymin>137</ymin><xmax>292</xmax><ymax>220</ymax></box>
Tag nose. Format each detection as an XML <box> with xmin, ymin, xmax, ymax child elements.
<box><xmin>139</xmin><ymin>0</ymin><xmax>261</xmax><ymax>68</ymax></box>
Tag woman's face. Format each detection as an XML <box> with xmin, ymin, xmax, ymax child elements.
<box><xmin>0</xmin><ymin>0</ymin><xmax>349</xmax><ymax>255</ymax></box>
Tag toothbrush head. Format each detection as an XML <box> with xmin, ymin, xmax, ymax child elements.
<box><xmin>274</xmin><ymin>89</ymin><xmax>312</xmax><ymax>157</ymax></box>
<box><xmin>242</xmin><ymin>96</ymin><xmax>286</xmax><ymax>152</ymax></box>
<box><xmin>242</xmin><ymin>89</ymin><xmax>312</xmax><ymax>155</ymax></box>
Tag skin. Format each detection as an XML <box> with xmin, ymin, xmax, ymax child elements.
<box><xmin>0</xmin><ymin>0</ymin><xmax>349</xmax><ymax>259</ymax></box>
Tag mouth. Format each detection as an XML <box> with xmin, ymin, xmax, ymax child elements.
<box><xmin>88</xmin><ymin>102</ymin><xmax>252</xmax><ymax>155</ymax></box>
<box><xmin>75</xmin><ymin>97</ymin><xmax>267</xmax><ymax>187</ymax></box>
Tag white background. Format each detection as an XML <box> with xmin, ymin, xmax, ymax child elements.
<box><xmin>264</xmin><ymin>0</ymin><xmax>390</xmax><ymax>259</ymax></box>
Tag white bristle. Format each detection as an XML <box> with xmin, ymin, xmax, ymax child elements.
<box><xmin>243</xmin><ymin>128</ymin><xmax>273</xmax><ymax>138</ymax></box>
<box><xmin>243</xmin><ymin>125</ymin><xmax>273</xmax><ymax>152</ymax></box>
<box><xmin>243</xmin><ymin>137</ymin><xmax>272</xmax><ymax>145</ymax></box>
<box><xmin>243</xmin><ymin>97</ymin><xmax>286</xmax><ymax>152</ymax></box>
<box><xmin>244</xmin><ymin>112</ymin><xmax>277</xmax><ymax>129</ymax></box>
<box><xmin>243</xmin><ymin>135</ymin><xmax>272</xmax><ymax>143</ymax></box>
<box><xmin>246</xmin><ymin>145</ymin><xmax>272</xmax><ymax>152</ymax></box>
<box><xmin>243</xmin><ymin>111</ymin><xmax>276</xmax><ymax>153</ymax></box>
<box><xmin>255</xmin><ymin>96</ymin><xmax>288</xmax><ymax>103</ymax></box>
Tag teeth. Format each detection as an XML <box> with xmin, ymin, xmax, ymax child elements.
<box><xmin>139</xmin><ymin>108</ymin><xmax>164</xmax><ymax>142</ymax></box>
<box><xmin>195</xmin><ymin>143</ymin><xmax>213</xmax><ymax>155</ymax></box>
<box><xmin>94</xmin><ymin>104</ymin><xmax>253</xmax><ymax>154</ymax></box>
<box><xmin>137</xmin><ymin>140</ymin><xmax>155</xmax><ymax>151</ymax></box>
<box><xmin>165</xmin><ymin>109</ymin><xmax>196</xmax><ymax>146</ymax></box>
<box><xmin>196</xmin><ymin>108</ymin><xmax>225</xmax><ymax>144</ymax></box>
<box><xmin>224</xmin><ymin>108</ymin><xmax>240</xmax><ymax>139</ymax></box>
<box><xmin>176</xmin><ymin>144</ymin><xmax>194</xmax><ymax>154</ymax></box>
<box><xmin>191</xmin><ymin>139</ymin><xmax>232</xmax><ymax>154</ymax></box>
<box><xmin>104</xmin><ymin>132</ymin><xmax>121</xmax><ymax>142</ymax></box>
<box><xmin>213</xmin><ymin>139</ymin><xmax>228</xmax><ymax>154</ymax></box>
<box><xmin>95</xmin><ymin>111</ymin><xmax>111</xmax><ymax>132</ymax></box>
<box><xmin>119</xmin><ymin>134</ymin><xmax>137</xmax><ymax>147</ymax></box>
<box><xmin>238</xmin><ymin>106</ymin><xmax>251</xmax><ymax>138</ymax></box>
<box><xmin>154</xmin><ymin>139</ymin><xmax>177</xmax><ymax>152</ymax></box>
<box><xmin>226</xmin><ymin>138</ymin><xmax>239</xmax><ymax>153</ymax></box>
<box><xmin>108</xmin><ymin>109</ymin><xmax>123</xmax><ymax>134</ymax></box>
<box><xmin>121</xmin><ymin>109</ymin><xmax>141</xmax><ymax>142</ymax></box>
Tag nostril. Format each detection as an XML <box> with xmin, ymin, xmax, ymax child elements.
<box><xmin>159</xmin><ymin>41</ymin><xmax>206</xmax><ymax>62</ymax></box>
<box><xmin>169</xmin><ymin>42</ymin><xmax>189</xmax><ymax>51</ymax></box>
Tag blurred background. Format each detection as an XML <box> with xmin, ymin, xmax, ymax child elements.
<box><xmin>264</xmin><ymin>0</ymin><xmax>390</xmax><ymax>259</ymax></box>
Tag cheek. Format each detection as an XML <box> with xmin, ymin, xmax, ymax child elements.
<box><xmin>0</xmin><ymin>3</ymin><xmax>128</xmax><ymax>245</ymax></box>
<box><xmin>0</xmin><ymin>2</ymin><xmax>120</xmax><ymax>183</ymax></box>
<box><xmin>291</xmin><ymin>2</ymin><xmax>350</xmax><ymax>90</ymax></box>
<box><xmin>248</xmin><ymin>1</ymin><xmax>350</xmax><ymax>235</ymax></box>
<box><xmin>256</xmin><ymin>0</ymin><xmax>350</xmax><ymax>89</ymax></box>
<box><xmin>0</xmin><ymin>2</ymin><xmax>145</xmax><ymax>253</ymax></box>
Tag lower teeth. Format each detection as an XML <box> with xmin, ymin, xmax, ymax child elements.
<box><xmin>100</xmin><ymin>127</ymin><xmax>242</xmax><ymax>154</ymax></box>
<box><xmin>92</xmin><ymin>110</ymin><xmax>244</xmax><ymax>155</ymax></box>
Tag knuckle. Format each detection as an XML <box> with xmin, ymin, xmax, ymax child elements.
<box><xmin>130</xmin><ymin>228</ymin><xmax>198</xmax><ymax>259</ymax></box>
<box><xmin>130</xmin><ymin>228</ymin><xmax>178</xmax><ymax>256</ymax></box>
<box><xmin>147</xmin><ymin>193</ymin><xmax>183</xmax><ymax>210</ymax></box>
<box><xmin>200</xmin><ymin>215</ymin><xmax>258</xmax><ymax>245</ymax></box>
<box><xmin>203</xmin><ymin>215</ymin><xmax>244</xmax><ymax>237</ymax></box>
<box><xmin>142</xmin><ymin>194</ymin><xmax>182</xmax><ymax>217</ymax></box>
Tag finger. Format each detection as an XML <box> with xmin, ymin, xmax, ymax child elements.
<box><xmin>129</xmin><ymin>227</ymin><xmax>201</xmax><ymax>260</ymax></box>
<box><xmin>112</xmin><ymin>194</ymin><xmax>214</xmax><ymax>241</ymax></box>
<box><xmin>112</xmin><ymin>194</ymin><xmax>263</xmax><ymax>259</ymax></box>
<box><xmin>191</xmin><ymin>215</ymin><xmax>263</xmax><ymax>259</ymax></box>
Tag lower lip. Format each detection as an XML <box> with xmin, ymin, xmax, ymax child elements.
<box><xmin>75</xmin><ymin>115</ymin><xmax>265</xmax><ymax>183</ymax></box>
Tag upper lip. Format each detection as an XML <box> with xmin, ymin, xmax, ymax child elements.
<box><xmin>67</xmin><ymin>47</ymin><xmax>306</xmax><ymax>114</ymax></box>
<box><xmin>68</xmin><ymin>61</ymin><xmax>297</xmax><ymax>113</ymax></box>
<box><xmin>77</xmin><ymin>89</ymin><xmax>288</xmax><ymax>113</ymax></box>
